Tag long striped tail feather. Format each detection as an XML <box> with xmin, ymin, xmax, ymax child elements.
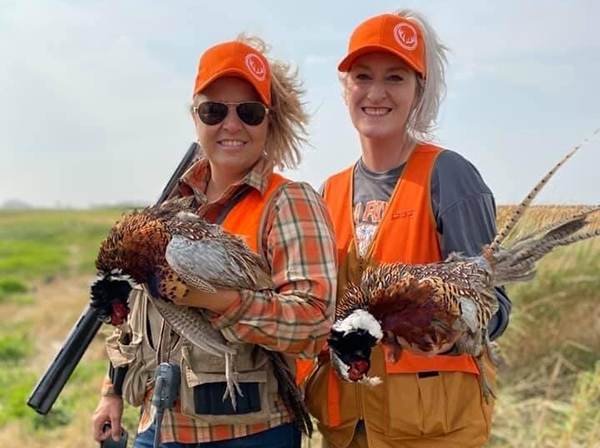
<box><xmin>491</xmin><ymin>208</ymin><xmax>600</xmax><ymax>285</ymax></box>
<box><xmin>490</xmin><ymin>128</ymin><xmax>600</xmax><ymax>252</ymax></box>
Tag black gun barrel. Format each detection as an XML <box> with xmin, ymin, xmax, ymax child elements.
<box><xmin>27</xmin><ymin>305</ymin><xmax>103</xmax><ymax>414</ymax></box>
<box><xmin>156</xmin><ymin>142</ymin><xmax>199</xmax><ymax>205</ymax></box>
<box><xmin>27</xmin><ymin>142</ymin><xmax>199</xmax><ymax>415</ymax></box>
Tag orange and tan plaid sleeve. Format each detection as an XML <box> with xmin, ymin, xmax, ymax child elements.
<box><xmin>101</xmin><ymin>376</ymin><xmax>118</xmax><ymax>396</ymax></box>
<box><xmin>210</xmin><ymin>181</ymin><xmax>337</xmax><ymax>358</ymax></box>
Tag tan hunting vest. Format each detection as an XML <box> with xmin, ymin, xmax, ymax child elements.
<box><xmin>106</xmin><ymin>173</ymin><xmax>293</xmax><ymax>425</ymax></box>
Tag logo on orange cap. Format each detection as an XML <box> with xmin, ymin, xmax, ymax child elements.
<box><xmin>193</xmin><ymin>41</ymin><xmax>271</xmax><ymax>105</ymax></box>
<box><xmin>245</xmin><ymin>53</ymin><xmax>267</xmax><ymax>81</ymax></box>
<box><xmin>393</xmin><ymin>22</ymin><xmax>418</xmax><ymax>51</ymax></box>
<box><xmin>338</xmin><ymin>14</ymin><xmax>426</xmax><ymax>77</ymax></box>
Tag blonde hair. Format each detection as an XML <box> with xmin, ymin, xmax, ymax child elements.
<box><xmin>191</xmin><ymin>34</ymin><xmax>309</xmax><ymax>171</ymax></box>
<box><xmin>339</xmin><ymin>9</ymin><xmax>449</xmax><ymax>143</ymax></box>
<box><xmin>396</xmin><ymin>9</ymin><xmax>449</xmax><ymax>143</ymax></box>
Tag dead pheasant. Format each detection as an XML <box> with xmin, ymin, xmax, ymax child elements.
<box><xmin>328</xmin><ymin>129</ymin><xmax>600</xmax><ymax>400</ymax></box>
<box><xmin>90</xmin><ymin>197</ymin><xmax>313</xmax><ymax>435</ymax></box>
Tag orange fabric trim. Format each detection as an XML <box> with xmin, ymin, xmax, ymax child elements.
<box><xmin>367</xmin><ymin>144</ymin><xmax>442</xmax><ymax>264</ymax></box>
<box><xmin>221</xmin><ymin>173</ymin><xmax>320</xmax><ymax>387</ymax></box>
<box><xmin>322</xmin><ymin>165</ymin><xmax>355</xmax><ymax>266</ymax></box>
<box><xmin>294</xmin><ymin>168</ymin><xmax>354</xmax><ymax>388</ymax></box>
<box><xmin>219</xmin><ymin>174</ymin><xmax>332</xmax><ymax>389</ymax></box>
<box><xmin>384</xmin><ymin>347</ymin><xmax>479</xmax><ymax>375</ymax></box>
<box><xmin>221</xmin><ymin>173</ymin><xmax>287</xmax><ymax>252</ymax></box>
<box><xmin>327</xmin><ymin>367</ymin><xmax>342</xmax><ymax>427</ymax></box>
<box><xmin>295</xmin><ymin>359</ymin><xmax>316</xmax><ymax>386</ymax></box>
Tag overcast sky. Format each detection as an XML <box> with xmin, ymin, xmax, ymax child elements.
<box><xmin>1</xmin><ymin>0</ymin><xmax>598</xmax><ymax>208</ymax></box>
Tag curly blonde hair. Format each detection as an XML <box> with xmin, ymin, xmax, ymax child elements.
<box><xmin>191</xmin><ymin>34</ymin><xmax>309</xmax><ymax>171</ymax></box>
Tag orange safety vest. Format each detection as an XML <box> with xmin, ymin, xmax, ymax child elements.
<box><xmin>305</xmin><ymin>145</ymin><xmax>482</xmax><ymax>436</ymax></box>
<box><xmin>222</xmin><ymin>173</ymin><xmax>319</xmax><ymax>396</ymax></box>
<box><xmin>220</xmin><ymin>173</ymin><xmax>288</xmax><ymax>252</ymax></box>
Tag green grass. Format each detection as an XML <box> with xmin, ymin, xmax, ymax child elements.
<box><xmin>488</xmin><ymin>212</ymin><xmax>600</xmax><ymax>447</ymax></box>
<box><xmin>0</xmin><ymin>209</ymin><xmax>130</xmax><ymax>441</ymax></box>
<box><xmin>0</xmin><ymin>368</ymin><xmax>38</xmax><ymax>426</ymax></box>
<box><xmin>0</xmin><ymin>206</ymin><xmax>598</xmax><ymax>448</ymax></box>
<box><xmin>0</xmin><ymin>330</ymin><xmax>32</xmax><ymax>365</ymax></box>
<box><xmin>0</xmin><ymin>209</ymin><xmax>128</xmax><ymax>280</ymax></box>
<box><xmin>0</xmin><ymin>278</ymin><xmax>27</xmax><ymax>303</ymax></box>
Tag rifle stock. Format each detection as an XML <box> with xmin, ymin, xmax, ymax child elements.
<box><xmin>27</xmin><ymin>142</ymin><xmax>199</xmax><ymax>415</ymax></box>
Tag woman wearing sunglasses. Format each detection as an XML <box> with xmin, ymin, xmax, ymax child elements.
<box><xmin>302</xmin><ymin>10</ymin><xmax>511</xmax><ymax>448</ymax></box>
<box><xmin>92</xmin><ymin>36</ymin><xmax>337</xmax><ymax>448</ymax></box>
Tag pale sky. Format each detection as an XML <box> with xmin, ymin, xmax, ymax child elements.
<box><xmin>1</xmin><ymin>0</ymin><xmax>598</xmax><ymax>208</ymax></box>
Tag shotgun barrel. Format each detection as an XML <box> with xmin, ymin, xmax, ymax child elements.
<box><xmin>27</xmin><ymin>142</ymin><xmax>199</xmax><ymax>415</ymax></box>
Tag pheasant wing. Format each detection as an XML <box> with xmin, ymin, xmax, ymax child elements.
<box><xmin>165</xmin><ymin>218</ymin><xmax>273</xmax><ymax>292</ymax></box>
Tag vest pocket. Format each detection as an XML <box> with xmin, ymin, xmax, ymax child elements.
<box><xmin>105</xmin><ymin>329</ymin><xmax>150</xmax><ymax>407</ymax></box>
<box><xmin>383</xmin><ymin>366</ymin><xmax>494</xmax><ymax>441</ymax></box>
<box><xmin>382</xmin><ymin>372</ymin><xmax>426</xmax><ymax>437</ymax></box>
<box><xmin>179</xmin><ymin>344</ymin><xmax>274</xmax><ymax>425</ymax></box>
<box><xmin>193</xmin><ymin>381</ymin><xmax>262</xmax><ymax>415</ymax></box>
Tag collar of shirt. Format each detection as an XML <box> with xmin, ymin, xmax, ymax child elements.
<box><xmin>176</xmin><ymin>155</ymin><xmax>272</xmax><ymax>207</ymax></box>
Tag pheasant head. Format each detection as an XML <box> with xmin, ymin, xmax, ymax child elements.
<box><xmin>328</xmin><ymin>309</ymin><xmax>383</xmax><ymax>385</ymax></box>
<box><xmin>91</xmin><ymin>208</ymin><xmax>176</xmax><ymax>325</ymax></box>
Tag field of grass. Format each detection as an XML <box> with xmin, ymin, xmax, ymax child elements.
<box><xmin>0</xmin><ymin>209</ymin><xmax>140</xmax><ymax>448</ymax></box>
<box><xmin>0</xmin><ymin>206</ymin><xmax>599</xmax><ymax>448</ymax></box>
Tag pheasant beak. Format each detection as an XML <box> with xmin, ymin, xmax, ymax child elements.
<box><xmin>110</xmin><ymin>302</ymin><xmax>130</xmax><ymax>325</ymax></box>
<box><xmin>349</xmin><ymin>360</ymin><xmax>369</xmax><ymax>381</ymax></box>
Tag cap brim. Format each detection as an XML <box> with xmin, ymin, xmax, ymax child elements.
<box><xmin>193</xmin><ymin>68</ymin><xmax>270</xmax><ymax>105</ymax></box>
<box><xmin>338</xmin><ymin>44</ymin><xmax>423</xmax><ymax>75</ymax></box>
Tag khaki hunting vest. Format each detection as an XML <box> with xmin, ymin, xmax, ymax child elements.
<box><xmin>106</xmin><ymin>172</ymin><xmax>293</xmax><ymax>426</ymax></box>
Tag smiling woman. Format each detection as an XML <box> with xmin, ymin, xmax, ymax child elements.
<box><xmin>303</xmin><ymin>9</ymin><xmax>511</xmax><ymax>448</ymax></box>
<box><xmin>192</xmin><ymin>77</ymin><xmax>270</xmax><ymax>193</ymax></box>
<box><xmin>90</xmin><ymin>35</ymin><xmax>337</xmax><ymax>448</ymax></box>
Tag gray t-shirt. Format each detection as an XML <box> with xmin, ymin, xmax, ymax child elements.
<box><xmin>349</xmin><ymin>149</ymin><xmax>510</xmax><ymax>340</ymax></box>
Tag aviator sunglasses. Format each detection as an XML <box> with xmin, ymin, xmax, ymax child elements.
<box><xmin>194</xmin><ymin>101</ymin><xmax>269</xmax><ymax>126</ymax></box>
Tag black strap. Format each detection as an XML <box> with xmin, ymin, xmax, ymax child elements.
<box><xmin>213</xmin><ymin>184</ymin><xmax>252</xmax><ymax>225</ymax></box>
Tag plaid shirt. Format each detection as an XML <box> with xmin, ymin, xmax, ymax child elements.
<box><xmin>104</xmin><ymin>157</ymin><xmax>337</xmax><ymax>443</ymax></box>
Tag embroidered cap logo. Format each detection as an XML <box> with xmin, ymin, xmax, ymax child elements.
<box><xmin>245</xmin><ymin>53</ymin><xmax>267</xmax><ymax>81</ymax></box>
<box><xmin>393</xmin><ymin>22</ymin><xmax>418</xmax><ymax>51</ymax></box>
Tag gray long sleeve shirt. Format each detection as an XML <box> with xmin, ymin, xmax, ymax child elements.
<box><xmin>348</xmin><ymin>149</ymin><xmax>511</xmax><ymax>340</ymax></box>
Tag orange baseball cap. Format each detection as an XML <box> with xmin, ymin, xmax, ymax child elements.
<box><xmin>338</xmin><ymin>14</ymin><xmax>426</xmax><ymax>77</ymax></box>
<box><xmin>193</xmin><ymin>41</ymin><xmax>271</xmax><ymax>105</ymax></box>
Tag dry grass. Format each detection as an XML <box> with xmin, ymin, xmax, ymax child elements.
<box><xmin>489</xmin><ymin>205</ymin><xmax>600</xmax><ymax>448</ymax></box>
<box><xmin>0</xmin><ymin>206</ymin><xmax>599</xmax><ymax>448</ymax></box>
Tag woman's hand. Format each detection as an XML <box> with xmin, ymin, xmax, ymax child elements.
<box><xmin>395</xmin><ymin>334</ymin><xmax>460</xmax><ymax>358</ymax></box>
<box><xmin>92</xmin><ymin>395</ymin><xmax>124</xmax><ymax>442</ymax></box>
<box><xmin>172</xmin><ymin>287</ymin><xmax>240</xmax><ymax>314</ymax></box>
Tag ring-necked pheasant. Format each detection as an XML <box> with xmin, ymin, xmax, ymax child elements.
<box><xmin>90</xmin><ymin>196</ymin><xmax>313</xmax><ymax>435</ymax></box>
<box><xmin>328</xmin><ymin>129</ymin><xmax>600</xmax><ymax>400</ymax></box>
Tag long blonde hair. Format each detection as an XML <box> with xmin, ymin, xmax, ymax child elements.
<box><xmin>396</xmin><ymin>9</ymin><xmax>449</xmax><ymax>143</ymax></box>
<box><xmin>191</xmin><ymin>34</ymin><xmax>309</xmax><ymax>171</ymax></box>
